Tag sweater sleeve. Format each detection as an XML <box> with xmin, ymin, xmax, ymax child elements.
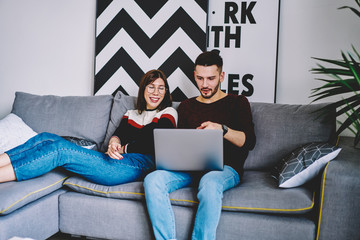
<box><xmin>126</xmin><ymin>107</ymin><xmax>178</xmax><ymax>155</ymax></box>
<box><xmin>234</xmin><ymin>96</ymin><xmax>256</xmax><ymax>151</ymax></box>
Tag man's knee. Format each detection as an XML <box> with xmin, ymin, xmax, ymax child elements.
<box><xmin>197</xmin><ymin>176</ymin><xmax>223</xmax><ymax>200</ymax></box>
<box><xmin>144</xmin><ymin>170</ymin><xmax>168</xmax><ymax>190</ymax></box>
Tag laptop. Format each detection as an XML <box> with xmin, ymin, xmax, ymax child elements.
<box><xmin>153</xmin><ymin>129</ymin><xmax>224</xmax><ymax>171</ymax></box>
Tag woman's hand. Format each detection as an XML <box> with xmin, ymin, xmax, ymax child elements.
<box><xmin>107</xmin><ymin>136</ymin><xmax>124</xmax><ymax>160</ymax></box>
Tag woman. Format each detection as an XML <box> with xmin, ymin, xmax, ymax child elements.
<box><xmin>0</xmin><ymin>69</ymin><xmax>177</xmax><ymax>186</ymax></box>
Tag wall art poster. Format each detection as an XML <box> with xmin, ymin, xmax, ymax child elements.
<box><xmin>94</xmin><ymin>0</ymin><xmax>208</xmax><ymax>101</ymax></box>
<box><xmin>207</xmin><ymin>0</ymin><xmax>280</xmax><ymax>103</ymax></box>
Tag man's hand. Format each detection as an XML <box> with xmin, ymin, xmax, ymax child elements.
<box><xmin>197</xmin><ymin>121</ymin><xmax>222</xmax><ymax>130</ymax></box>
<box><xmin>197</xmin><ymin>121</ymin><xmax>246</xmax><ymax>148</ymax></box>
<box><xmin>107</xmin><ymin>137</ymin><xmax>124</xmax><ymax>160</ymax></box>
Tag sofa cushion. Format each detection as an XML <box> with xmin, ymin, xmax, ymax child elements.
<box><xmin>171</xmin><ymin>171</ymin><xmax>315</xmax><ymax>215</ymax></box>
<box><xmin>11</xmin><ymin>92</ymin><xmax>113</xmax><ymax>149</ymax></box>
<box><xmin>59</xmin><ymin>191</ymin><xmax>316</xmax><ymax>240</ymax></box>
<box><xmin>244</xmin><ymin>103</ymin><xmax>336</xmax><ymax>171</ymax></box>
<box><xmin>271</xmin><ymin>142</ymin><xmax>341</xmax><ymax>188</ymax></box>
<box><xmin>0</xmin><ymin>113</ymin><xmax>37</xmax><ymax>154</ymax></box>
<box><xmin>64</xmin><ymin>171</ymin><xmax>314</xmax><ymax>215</ymax></box>
<box><xmin>0</xmin><ymin>170</ymin><xmax>68</xmax><ymax>215</ymax></box>
<box><xmin>63</xmin><ymin>176</ymin><xmax>144</xmax><ymax>200</ymax></box>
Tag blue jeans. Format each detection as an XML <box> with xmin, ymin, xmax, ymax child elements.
<box><xmin>6</xmin><ymin>132</ymin><xmax>155</xmax><ymax>186</ymax></box>
<box><xmin>144</xmin><ymin>165</ymin><xmax>240</xmax><ymax>240</ymax></box>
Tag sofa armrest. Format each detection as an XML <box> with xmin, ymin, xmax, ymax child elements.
<box><xmin>316</xmin><ymin>139</ymin><xmax>360</xmax><ymax>240</ymax></box>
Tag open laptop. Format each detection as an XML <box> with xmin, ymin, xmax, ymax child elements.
<box><xmin>153</xmin><ymin>129</ymin><xmax>224</xmax><ymax>171</ymax></box>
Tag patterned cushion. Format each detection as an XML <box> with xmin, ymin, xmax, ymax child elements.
<box><xmin>62</xmin><ymin>136</ymin><xmax>96</xmax><ymax>150</ymax></box>
<box><xmin>272</xmin><ymin>142</ymin><xmax>341</xmax><ymax>188</ymax></box>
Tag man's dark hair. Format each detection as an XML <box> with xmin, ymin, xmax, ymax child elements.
<box><xmin>194</xmin><ymin>50</ymin><xmax>223</xmax><ymax>72</ymax></box>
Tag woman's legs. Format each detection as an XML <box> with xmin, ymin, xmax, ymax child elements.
<box><xmin>0</xmin><ymin>132</ymin><xmax>61</xmax><ymax>182</ymax></box>
<box><xmin>3</xmin><ymin>132</ymin><xmax>69</xmax><ymax>182</ymax></box>
<box><xmin>0</xmin><ymin>152</ymin><xmax>11</xmax><ymax>167</ymax></box>
<box><xmin>2</xmin><ymin>132</ymin><xmax>155</xmax><ymax>185</ymax></box>
<box><xmin>0</xmin><ymin>154</ymin><xmax>16</xmax><ymax>182</ymax></box>
<box><xmin>6</xmin><ymin>132</ymin><xmax>63</xmax><ymax>157</ymax></box>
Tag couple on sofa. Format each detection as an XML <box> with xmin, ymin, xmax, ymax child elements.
<box><xmin>0</xmin><ymin>51</ymin><xmax>256</xmax><ymax>240</ymax></box>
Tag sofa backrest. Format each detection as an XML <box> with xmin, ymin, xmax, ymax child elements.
<box><xmin>11</xmin><ymin>91</ymin><xmax>336</xmax><ymax>172</ymax></box>
<box><xmin>244</xmin><ymin>102</ymin><xmax>336</xmax><ymax>171</ymax></box>
<box><xmin>11</xmin><ymin>92</ymin><xmax>113</xmax><ymax>149</ymax></box>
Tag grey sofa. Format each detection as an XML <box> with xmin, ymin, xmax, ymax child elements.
<box><xmin>0</xmin><ymin>91</ymin><xmax>359</xmax><ymax>240</ymax></box>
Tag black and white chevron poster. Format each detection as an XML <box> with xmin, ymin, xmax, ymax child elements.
<box><xmin>94</xmin><ymin>0</ymin><xmax>208</xmax><ymax>101</ymax></box>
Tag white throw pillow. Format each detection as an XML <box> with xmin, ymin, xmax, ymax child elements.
<box><xmin>0</xmin><ymin>113</ymin><xmax>37</xmax><ymax>154</ymax></box>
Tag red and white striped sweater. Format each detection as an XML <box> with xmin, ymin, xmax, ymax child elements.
<box><xmin>113</xmin><ymin>107</ymin><xmax>177</xmax><ymax>156</ymax></box>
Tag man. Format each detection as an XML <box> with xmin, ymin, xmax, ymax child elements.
<box><xmin>144</xmin><ymin>50</ymin><xmax>256</xmax><ymax>240</ymax></box>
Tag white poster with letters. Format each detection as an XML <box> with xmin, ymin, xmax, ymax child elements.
<box><xmin>207</xmin><ymin>0</ymin><xmax>280</xmax><ymax>103</ymax></box>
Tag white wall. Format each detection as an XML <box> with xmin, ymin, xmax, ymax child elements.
<box><xmin>0</xmin><ymin>0</ymin><xmax>359</xmax><ymax>135</ymax></box>
<box><xmin>0</xmin><ymin>0</ymin><xmax>96</xmax><ymax>118</ymax></box>
<box><xmin>277</xmin><ymin>0</ymin><xmax>360</xmax><ymax>104</ymax></box>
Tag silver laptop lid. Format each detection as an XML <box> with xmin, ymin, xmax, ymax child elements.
<box><xmin>154</xmin><ymin>129</ymin><xmax>223</xmax><ymax>171</ymax></box>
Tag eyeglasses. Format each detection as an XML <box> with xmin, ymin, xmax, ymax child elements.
<box><xmin>146</xmin><ymin>84</ymin><xmax>167</xmax><ymax>95</ymax></box>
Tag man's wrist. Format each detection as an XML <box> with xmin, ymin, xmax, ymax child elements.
<box><xmin>222</xmin><ymin>124</ymin><xmax>229</xmax><ymax>136</ymax></box>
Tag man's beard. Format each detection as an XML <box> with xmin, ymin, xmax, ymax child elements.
<box><xmin>200</xmin><ymin>81</ymin><xmax>221</xmax><ymax>99</ymax></box>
